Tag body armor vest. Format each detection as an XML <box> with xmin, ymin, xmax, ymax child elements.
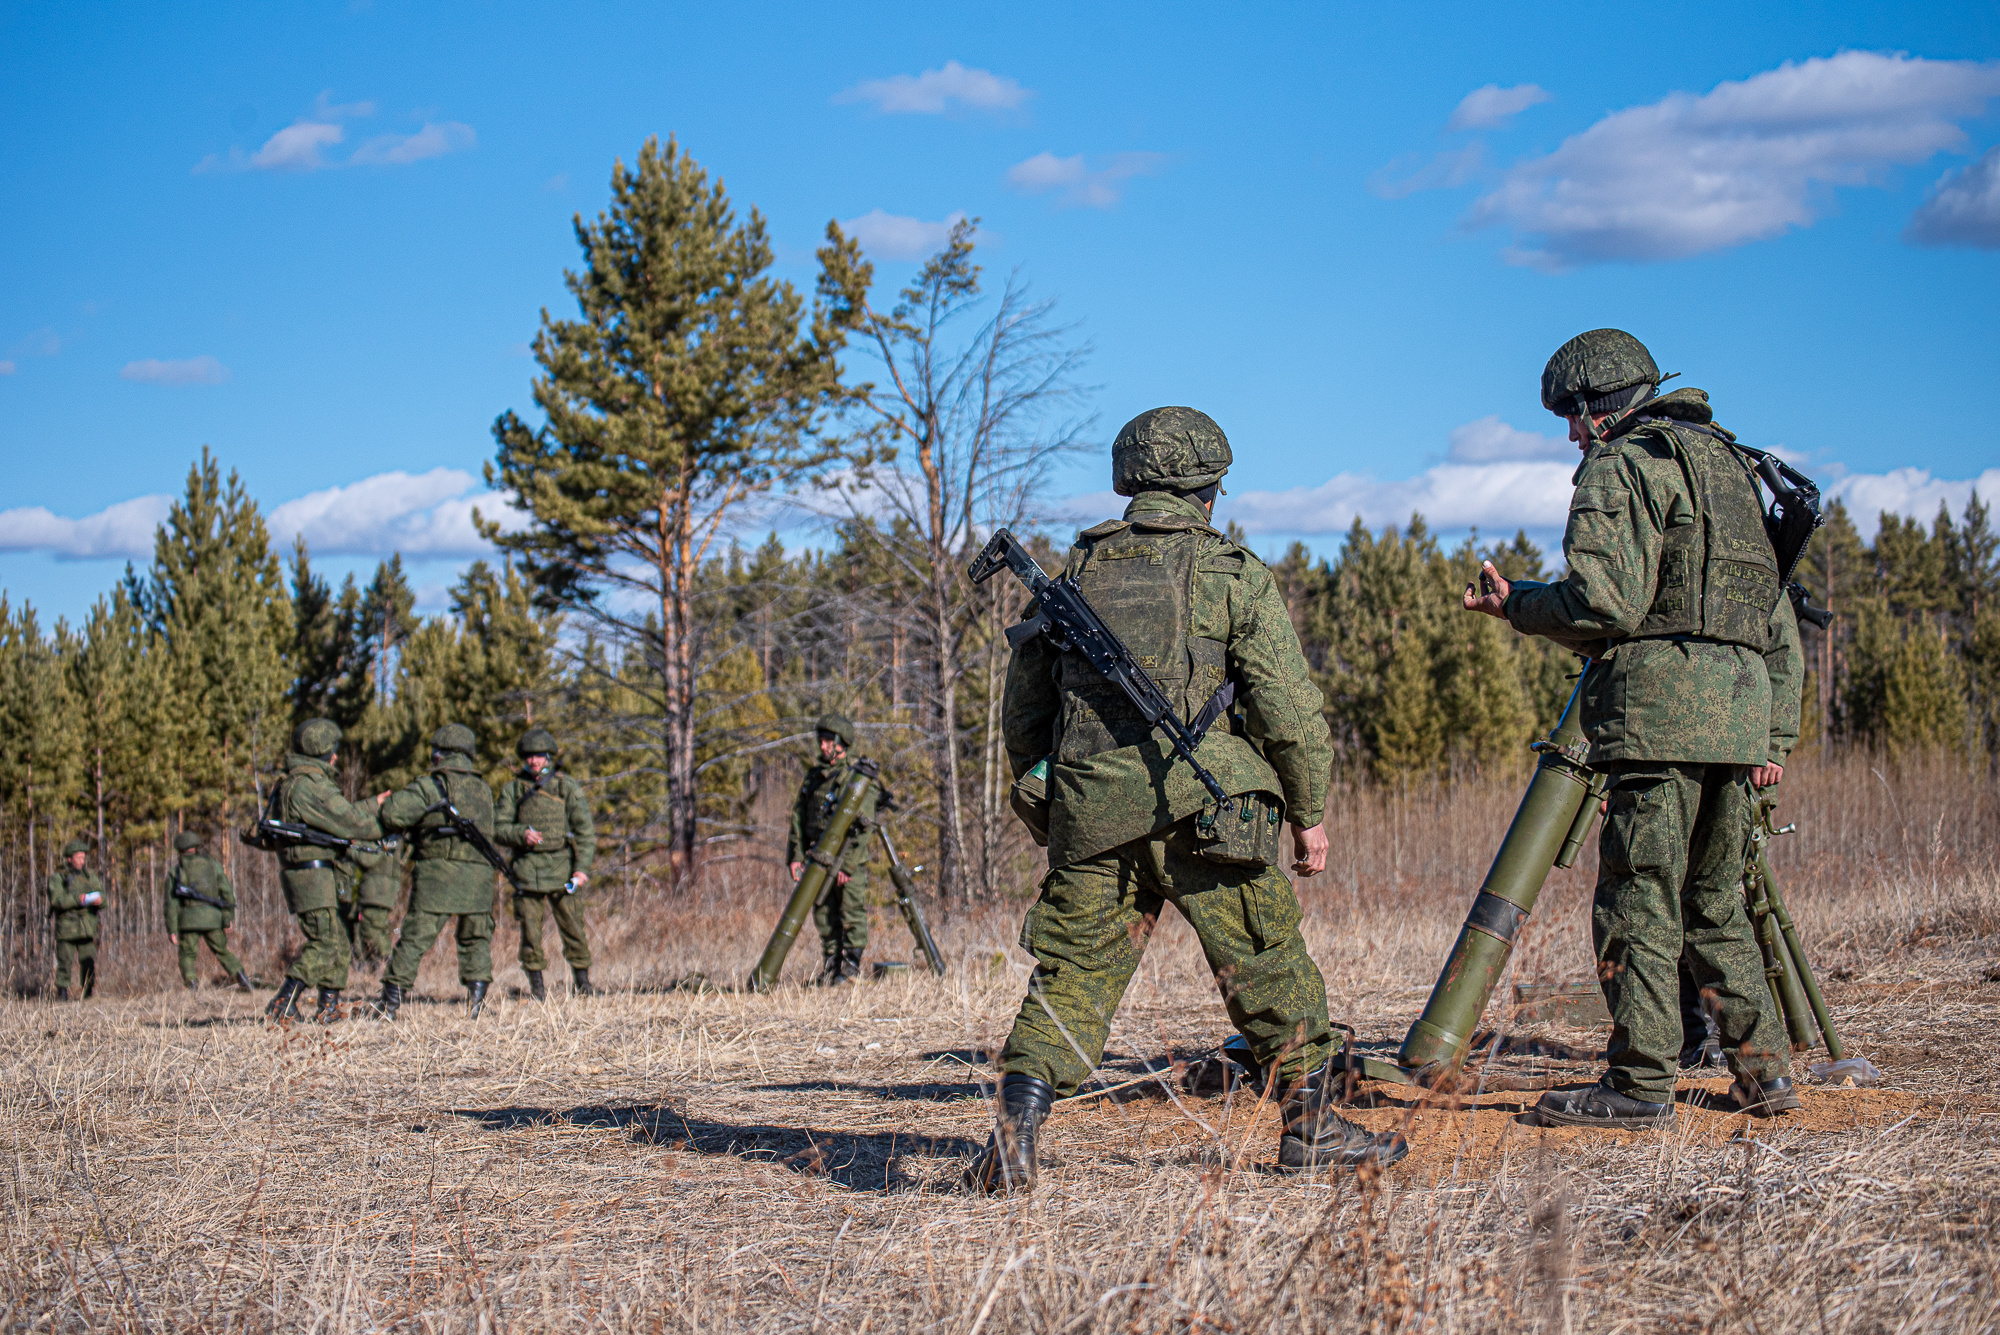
<box><xmin>1055</xmin><ymin>518</ymin><xmax>1231</xmax><ymax>766</ymax></box>
<box><xmin>513</xmin><ymin>774</ymin><xmax>575</xmax><ymax>842</ymax></box>
<box><xmin>1624</xmin><ymin>422</ymin><xmax>1779</xmax><ymax>651</ymax></box>
<box><xmin>413</xmin><ymin>767</ymin><xmax>496</xmax><ymax>863</ymax></box>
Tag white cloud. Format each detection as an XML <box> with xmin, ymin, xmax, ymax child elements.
<box><xmin>1370</xmin><ymin>144</ymin><xmax>1484</xmax><ymax>200</ymax></box>
<box><xmin>349</xmin><ymin>121</ymin><xmax>476</xmax><ymax>166</ymax></box>
<box><xmin>1447</xmin><ymin>83</ymin><xmax>1551</xmax><ymax>132</ymax></box>
<box><xmin>1905</xmin><ymin>144</ymin><xmax>2000</xmax><ymax>248</ymax></box>
<box><xmin>1829</xmin><ymin>466</ymin><xmax>2000</xmax><ymax>536</ymax></box>
<box><xmin>1223</xmin><ymin>460</ymin><xmax>1578</xmax><ymax>537</ymax></box>
<box><xmin>841</xmin><ymin>208</ymin><xmax>966</xmax><ymax>261</ymax></box>
<box><xmin>251</xmin><ymin>121</ymin><xmax>346</xmax><ymax>171</ymax></box>
<box><xmin>1462</xmin><ymin>51</ymin><xmax>2000</xmax><ymax>268</ymax></box>
<box><xmin>268</xmin><ymin>468</ymin><xmax>527</xmax><ymax>557</ymax></box>
<box><xmin>120</xmin><ymin>355</ymin><xmax>230</xmax><ymax>386</ymax></box>
<box><xmin>1006</xmin><ymin>151</ymin><xmax>1167</xmax><ymax>208</ymax></box>
<box><xmin>11</xmin><ymin>327</ymin><xmax>61</xmax><ymax>358</ymax></box>
<box><xmin>0</xmin><ymin>494</ymin><xmax>172</xmax><ymax>560</ymax></box>
<box><xmin>835</xmin><ymin>60</ymin><xmax>1029</xmax><ymax>115</ymax></box>
<box><xmin>1445</xmin><ymin>415</ymin><xmax>1573</xmax><ymax>463</ymax></box>
<box><xmin>0</xmin><ymin>361</ymin><xmax>14</xmax><ymax>376</ymax></box>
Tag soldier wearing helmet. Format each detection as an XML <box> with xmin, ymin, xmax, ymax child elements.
<box><xmin>165</xmin><ymin>830</ymin><xmax>253</xmax><ymax>993</ymax></box>
<box><xmin>46</xmin><ymin>839</ymin><xmax>104</xmax><ymax>1001</ymax></box>
<box><xmin>1465</xmin><ymin>329</ymin><xmax>1804</xmax><ymax>1126</ymax></box>
<box><xmin>494</xmin><ymin>727</ymin><xmax>598</xmax><ymax>999</ymax></box>
<box><xmin>968</xmin><ymin>406</ymin><xmax>1406</xmax><ymax>1193</ymax></box>
<box><xmin>267</xmin><ymin>718</ymin><xmax>384</xmax><ymax>1023</ymax></box>
<box><xmin>376</xmin><ymin>723</ymin><xmax>503</xmax><ymax>1018</ymax></box>
<box><xmin>785</xmin><ymin>711</ymin><xmax>878</xmax><ymax>985</ymax></box>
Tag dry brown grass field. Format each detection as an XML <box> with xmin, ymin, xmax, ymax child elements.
<box><xmin>5</xmin><ymin>749</ymin><xmax>1998</xmax><ymax>1333</ymax></box>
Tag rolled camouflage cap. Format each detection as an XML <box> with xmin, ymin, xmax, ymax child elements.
<box><xmin>432</xmin><ymin>723</ymin><xmax>477</xmax><ymax>756</ymax></box>
<box><xmin>61</xmin><ymin>839</ymin><xmax>90</xmax><ymax>857</ymax></box>
<box><xmin>1541</xmin><ymin>329</ymin><xmax>1660</xmax><ymax>417</ymax></box>
<box><xmin>173</xmin><ymin>831</ymin><xmax>202</xmax><ymax>852</ymax></box>
<box><xmin>293</xmin><ymin>717</ymin><xmax>341</xmax><ymax>758</ymax></box>
<box><xmin>516</xmin><ymin>726</ymin><xmax>558</xmax><ymax>758</ymax></box>
<box><xmin>815</xmin><ymin>712</ymin><xmax>855</xmax><ymax>747</ymax></box>
<box><xmin>1111</xmin><ymin>407</ymin><xmax>1233</xmax><ymax>498</ymax></box>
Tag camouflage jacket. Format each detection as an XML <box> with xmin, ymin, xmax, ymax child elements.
<box><xmin>165</xmin><ymin>852</ymin><xmax>234</xmax><ymax>934</ymax></box>
<box><xmin>1003</xmin><ymin>491</ymin><xmax>1333</xmax><ymax>867</ymax></box>
<box><xmin>46</xmin><ymin>868</ymin><xmax>104</xmax><ymax>942</ymax></box>
<box><xmin>1505</xmin><ymin>390</ymin><xmax>1803</xmax><ymax>766</ymax></box>
<box><xmin>786</xmin><ymin>759</ymin><xmax>879</xmax><ymax>878</ymax></box>
<box><xmin>495</xmin><ymin>769</ymin><xmax>597</xmax><ymax>892</ymax></box>
<box><xmin>380</xmin><ymin>754</ymin><xmax>499</xmax><ymax>914</ymax></box>
<box><xmin>276</xmin><ymin>752</ymin><xmax>383</xmax><ymax>914</ymax></box>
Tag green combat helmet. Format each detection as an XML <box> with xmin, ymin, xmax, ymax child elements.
<box><xmin>293</xmin><ymin>718</ymin><xmax>341</xmax><ymax>759</ymax></box>
<box><xmin>1112</xmin><ymin>407</ymin><xmax>1233</xmax><ymax>498</ymax></box>
<box><xmin>516</xmin><ymin>727</ymin><xmax>557</xmax><ymax>758</ymax></box>
<box><xmin>61</xmin><ymin>839</ymin><xmax>90</xmax><ymax>857</ymax></box>
<box><xmin>815</xmin><ymin>712</ymin><xmax>856</xmax><ymax>747</ymax></box>
<box><xmin>432</xmin><ymin>723</ymin><xmax>477</xmax><ymax>756</ymax></box>
<box><xmin>1541</xmin><ymin>329</ymin><xmax>1669</xmax><ymax>444</ymax></box>
<box><xmin>174</xmin><ymin>832</ymin><xmax>202</xmax><ymax>852</ymax></box>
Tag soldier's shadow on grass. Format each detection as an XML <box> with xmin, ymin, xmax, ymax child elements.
<box><xmin>451</xmin><ymin>1103</ymin><xmax>980</xmax><ymax>1194</ymax></box>
<box><xmin>750</xmin><ymin>1079</ymin><xmax>989</xmax><ymax>1103</ymax></box>
<box><xmin>143</xmin><ymin>1015</ymin><xmax>264</xmax><ymax>1030</ymax></box>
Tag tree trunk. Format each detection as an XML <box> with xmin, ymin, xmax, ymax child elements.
<box><xmin>927</xmin><ymin>579</ymin><xmax>966</xmax><ymax>901</ymax></box>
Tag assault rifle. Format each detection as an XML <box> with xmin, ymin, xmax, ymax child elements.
<box><xmin>172</xmin><ymin>878</ymin><xmax>231</xmax><ymax>912</ymax></box>
<box><xmin>968</xmin><ymin>529</ymin><xmax>1231</xmax><ymax>815</ymax></box>
<box><xmin>418</xmin><ymin>797</ymin><xmax>523</xmax><ymax>893</ymax></box>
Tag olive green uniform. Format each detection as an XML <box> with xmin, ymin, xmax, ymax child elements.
<box><xmin>343</xmin><ymin>839</ymin><xmax>405</xmax><ymax>964</ymax></box>
<box><xmin>495</xmin><ymin>768</ymin><xmax>595</xmax><ymax>971</ymax></box>
<box><xmin>275</xmin><ymin>752</ymin><xmax>383</xmax><ymax>990</ymax></box>
<box><xmin>47</xmin><ymin>866</ymin><xmax>104</xmax><ymax>991</ymax></box>
<box><xmin>380</xmin><ymin>754</ymin><xmax>499</xmax><ymax>988</ymax></box>
<box><xmin>787</xmin><ymin>759</ymin><xmax>878</xmax><ymax>961</ymax></box>
<box><xmin>1506</xmin><ymin>388</ymin><xmax>1799</xmax><ymax>1101</ymax></box>
<box><xmin>997</xmin><ymin>489</ymin><xmax>1336</xmax><ymax>1098</ymax></box>
<box><xmin>165</xmin><ymin>851</ymin><xmax>243</xmax><ymax>984</ymax></box>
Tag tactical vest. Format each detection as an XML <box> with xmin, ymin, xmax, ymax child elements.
<box><xmin>412</xmin><ymin>767</ymin><xmax>496</xmax><ymax>863</ymax></box>
<box><xmin>513</xmin><ymin>774</ymin><xmax>576</xmax><ymax>842</ymax></box>
<box><xmin>1623</xmin><ymin>422</ymin><xmax>1779</xmax><ymax>651</ymax></box>
<box><xmin>1055</xmin><ymin>518</ymin><xmax>1231</xmax><ymax>766</ymax></box>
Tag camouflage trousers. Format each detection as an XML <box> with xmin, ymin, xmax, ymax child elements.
<box><xmin>286</xmin><ymin>909</ymin><xmax>349</xmax><ymax>990</ymax></box>
<box><xmin>1596</xmin><ymin>761</ymin><xmax>1788</xmax><ymax>1101</ymax></box>
<box><xmin>386</xmin><ymin>911</ymin><xmax>494</xmax><ymax>988</ymax></box>
<box><xmin>1000</xmin><ymin>823</ymin><xmax>1333</xmax><ymax>1099</ymax></box>
<box><xmin>54</xmin><ymin>939</ymin><xmax>96</xmax><ymax>988</ymax></box>
<box><xmin>512</xmin><ymin>891</ymin><xmax>590</xmax><ymax>971</ymax></box>
<box><xmin>177</xmin><ymin>929</ymin><xmax>243</xmax><ymax>984</ymax></box>
<box><xmin>813</xmin><ymin>869</ymin><xmax>869</xmax><ymax>958</ymax></box>
<box><xmin>343</xmin><ymin>901</ymin><xmax>394</xmax><ymax>964</ymax></box>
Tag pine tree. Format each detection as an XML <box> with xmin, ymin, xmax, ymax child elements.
<box><xmin>1372</xmin><ymin>623</ymin><xmax>1441</xmax><ymax>786</ymax></box>
<box><xmin>1881</xmin><ymin>616</ymin><xmax>1971</xmax><ymax>759</ymax></box>
<box><xmin>0</xmin><ymin>599</ymin><xmax>84</xmax><ymax>884</ymax></box>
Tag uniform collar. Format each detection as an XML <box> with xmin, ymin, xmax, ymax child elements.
<box><xmin>285</xmin><ymin>752</ymin><xmax>336</xmax><ymax>778</ymax></box>
<box><xmin>1123</xmin><ymin>491</ymin><xmax>1212</xmax><ymax>524</ymax></box>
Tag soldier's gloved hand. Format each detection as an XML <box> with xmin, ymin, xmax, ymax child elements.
<box><xmin>524</xmin><ymin>827</ymin><xmax>545</xmax><ymax>847</ymax></box>
<box><xmin>1290</xmin><ymin>823</ymin><xmax>1328</xmax><ymax>877</ymax></box>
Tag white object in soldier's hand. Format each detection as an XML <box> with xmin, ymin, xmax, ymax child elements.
<box><xmin>79</xmin><ymin>891</ymin><xmax>103</xmax><ymax>907</ymax></box>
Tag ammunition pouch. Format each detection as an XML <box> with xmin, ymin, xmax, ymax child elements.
<box><xmin>1010</xmin><ymin>757</ymin><xmax>1052</xmax><ymax>848</ymax></box>
<box><xmin>1192</xmin><ymin>790</ymin><xmax>1285</xmax><ymax>867</ymax></box>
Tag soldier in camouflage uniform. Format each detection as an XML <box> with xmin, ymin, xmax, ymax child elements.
<box><xmin>786</xmin><ymin>713</ymin><xmax>877</xmax><ymax>986</ymax></box>
<box><xmin>165</xmin><ymin>831</ymin><xmax>253</xmax><ymax>992</ymax></box>
<box><xmin>1465</xmin><ymin>329</ymin><xmax>1803</xmax><ymax>1125</ymax></box>
<box><xmin>377</xmin><ymin>724</ymin><xmax>501</xmax><ymax>1019</ymax></box>
<box><xmin>343</xmin><ymin>838</ymin><xmax>406</xmax><ymax>970</ymax></box>
<box><xmin>968</xmin><ymin>407</ymin><xmax>1408</xmax><ymax>1193</ymax></box>
<box><xmin>495</xmin><ymin>727</ymin><xmax>597</xmax><ymax>999</ymax></box>
<box><xmin>270</xmin><ymin>719</ymin><xmax>383</xmax><ymax>1023</ymax></box>
<box><xmin>46</xmin><ymin>839</ymin><xmax>104</xmax><ymax>1000</ymax></box>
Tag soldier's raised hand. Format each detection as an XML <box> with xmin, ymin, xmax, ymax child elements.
<box><xmin>1463</xmin><ymin>560</ymin><xmax>1510</xmax><ymax>619</ymax></box>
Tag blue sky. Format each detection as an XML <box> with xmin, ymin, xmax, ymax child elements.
<box><xmin>4</xmin><ymin>1</ymin><xmax>1998</xmax><ymax>622</ymax></box>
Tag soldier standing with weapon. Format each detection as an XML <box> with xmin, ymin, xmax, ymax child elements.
<box><xmin>165</xmin><ymin>831</ymin><xmax>253</xmax><ymax>992</ymax></box>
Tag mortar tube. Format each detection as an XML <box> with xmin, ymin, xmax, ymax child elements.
<box><xmin>1767</xmin><ymin>877</ymin><xmax>1844</xmax><ymax>1061</ymax></box>
<box><xmin>1746</xmin><ymin>849</ymin><xmax>1816</xmax><ymax>1050</ymax></box>
<box><xmin>748</xmin><ymin>760</ymin><xmax>880</xmax><ymax>993</ymax></box>
<box><xmin>1398</xmin><ymin>671</ymin><xmax>1597</xmax><ymax>1077</ymax></box>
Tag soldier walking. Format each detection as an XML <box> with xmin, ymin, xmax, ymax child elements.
<box><xmin>165</xmin><ymin>831</ymin><xmax>253</xmax><ymax>992</ymax></box>
<box><xmin>1464</xmin><ymin>328</ymin><xmax>1803</xmax><ymax>1125</ymax></box>
<box><xmin>495</xmin><ymin>728</ymin><xmax>596</xmax><ymax>999</ymax></box>
<box><xmin>269</xmin><ymin>719</ymin><xmax>383</xmax><ymax>1023</ymax></box>
<box><xmin>377</xmin><ymin>724</ymin><xmax>501</xmax><ymax>1019</ymax></box>
<box><xmin>47</xmin><ymin>839</ymin><xmax>104</xmax><ymax>1001</ymax></box>
<box><xmin>969</xmin><ymin>408</ymin><xmax>1407</xmax><ymax>1192</ymax></box>
<box><xmin>786</xmin><ymin>713</ymin><xmax>877</xmax><ymax>986</ymax></box>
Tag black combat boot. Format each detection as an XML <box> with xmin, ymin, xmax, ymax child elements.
<box><xmin>964</xmin><ymin>1073</ymin><xmax>1056</xmax><ymax>1194</ymax></box>
<box><xmin>466</xmin><ymin>980</ymin><xmax>489</xmax><ymax>1018</ymax></box>
<box><xmin>1677</xmin><ymin>964</ymin><xmax>1725</xmax><ymax>1069</ymax></box>
<box><xmin>80</xmin><ymin>959</ymin><xmax>96</xmax><ymax>999</ymax></box>
<box><xmin>54</xmin><ymin>986</ymin><xmax>69</xmax><ymax>1002</ymax></box>
<box><xmin>234</xmin><ymin>970</ymin><xmax>255</xmax><ymax>993</ymax></box>
<box><xmin>839</xmin><ymin>948</ymin><xmax>864</xmax><ymax>982</ymax></box>
<box><xmin>818</xmin><ymin>953</ymin><xmax>846</xmax><ymax>987</ymax></box>
<box><xmin>526</xmin><ymin>970</ymin><xmax>546</xmax><ymax>1001</ymax></box>
<box><xmin>1729</xmin><ymin>1073</ymin><xmax>1801</xmax><ymax>1117</ymax></box>
<box><xmin>571</xmin><ymin>967</ymin><xmax>594</xmax><ymax>997</ymax></box>
<box><xmin>313</xmin><ymin>988</ymin><xmax>342</xmax><ymax>1024</ymax></box>
<box><xmin>377</xmin><ymin>981</ymin><xmax>402</xmax><ymax>1020</ymax></box>
<box><xmin>266</xmin><ymin>978</ymin><xmax>305</xmax><ymax>1022</ymax></box>
<box><xmin>1278</xmin><ymin>1062</ymin><xmax>1410</xmax><ymax>1170</ymax></box>
<box><xmin>1533</xmin><ymin>1079</ymin><xmax>1675</xmax><ymax>1128</ymax></box>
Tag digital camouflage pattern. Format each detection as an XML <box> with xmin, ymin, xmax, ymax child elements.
<box><xmin>999</xmin><ymin>827</ymin><xmax>1334</xmax><ymax>1095</ymax></box>
<box><xmin>1111</xmin><ymin>407</ymin><xmax>1233</xmax><ymax>497</ymax></box>
<box><xmin>1540</xmin><ymin>328</ymin><xmax>1660</xmax><ymax>415</ymax></box>
<box><xmin>788</xmin><ymin>758</ymin><xmax>878</xmax><ymax>957</ymax></box>
<box><xmin>1505</xmin><ymin>390</ymin><xmax>1803</xmax><ymax>766</ymax></box>
<box><xmin>165</xmin><ymin>848</ymin><xmax>243</xmax><ymax>985</ymax></box>
<box><xmin>1597</xmin><ymin>761</ymin><xmax>1790</xmax><ymax>1099</ymax></box>
<box><xmin>495</xmin><ymin>769</ymin><xmax>596</xmax><ymax>891</ymax></box>
<box><xmin>1002</xmin><ymin>492</ymin><xmax>1331</xmax><ymax>868</ymax></box>
<box><xmin>345</xmin><ymin>840</ymin><xmax>406</xmax><ymax>963</ymax></box>
<box><xmin>47</xmin><ymin>865</ymin><xmax>103</xmax><ymax>989</ymax></box>
<box><xmin>512</xmin><ymin>890</ymin><xmax>590</xmax><ymax>972</ymax></box>
<box><xmin>997</xmin><ymin>486</ymin><xmax>1338</xmax><ymax>1094</ymax></box>
<box><xmin>275</xmin><ymin>752</ymin><xmax>383</xmax><ymax>913</ymax></box>
<box><xmin>380</xmin><ymin>753</ymin><xmax>499</xmax><ymax>986</ymax></box>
